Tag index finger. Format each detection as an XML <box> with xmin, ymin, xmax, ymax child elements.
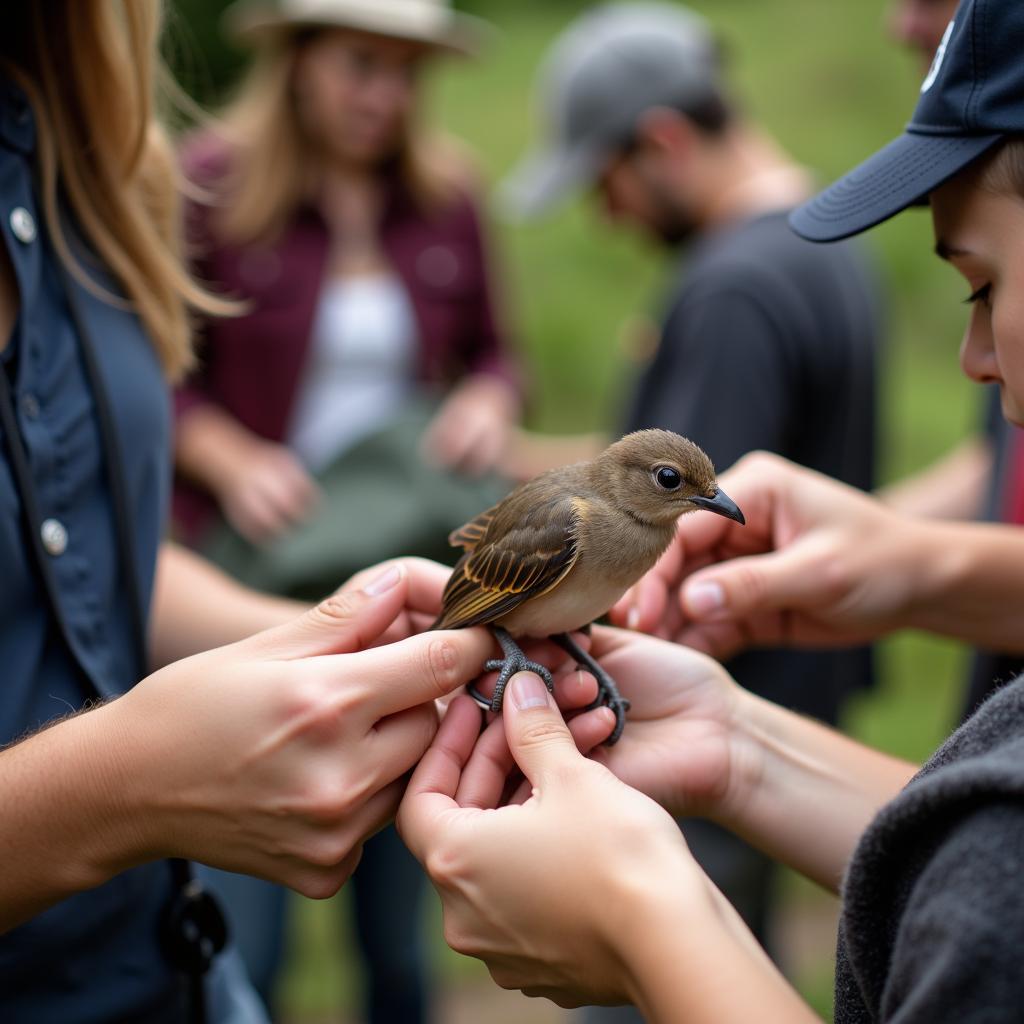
<box><xmin>335</xmin><ymin>626</ymin><xmax>495</xmax><ymax>720</ymax></box>
<box><xmin>397</xmin><ymin>695</ymin><xmax>482</xmax><ymax>862</ymax></box>
<box><xmin>342</xmin><ymin>557</ymin><xmax>452</xmax><ymax>619</ymax></box>
<box><xmin>401</xmin><ymin>557</ymin><xmax>456</xmax><ymax>618</ymax></box>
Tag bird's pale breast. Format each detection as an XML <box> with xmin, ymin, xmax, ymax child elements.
<box><xmin>495</xmin><ymin>500</ymin><xmax>676</xmax><ymax>637</ymax></box>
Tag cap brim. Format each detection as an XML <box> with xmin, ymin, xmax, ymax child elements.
<box><xmin>790</xmin><ymin>131</ymin><xmax>1003</xmax><ymax>242</ymax></box>
<box><xmin>497</xmin><ymin>144</ymin><xmax>604</xmax><ymax>222</ymax></box>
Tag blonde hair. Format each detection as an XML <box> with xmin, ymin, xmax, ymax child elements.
<box><xmin>1</xmin><ymin>1</ymin><xmax>226</xmax><ymax>381</ymax></box>
<box><xmin>210</xmin><ymin>29</ymin><xmax>467</xmax><ymax>246</ymax></box>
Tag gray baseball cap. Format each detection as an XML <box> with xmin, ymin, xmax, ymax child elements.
<box><xmin>499</xmin><ymin>3</ymin><xmax>722</xmax><ymax>220</ymax></box>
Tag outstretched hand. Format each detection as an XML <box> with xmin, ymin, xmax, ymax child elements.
<box><xmin>107</xmin><ymin>562</ymin><xmax>495</xmax><ymax>899</ymax></box>
<box><xmin>612</xmin><ymin>451</ymin><xmax>923</xmax><ymax>660</ymax></box>
<box><xmin>421</xmin><ymin>375</ymin><xmax>520</xmax><ymax>477</ymax></box>
<box><xmin>566</xmin><ymin>627</ymin><xmax>754</xmax><ymax>819</ymax></box>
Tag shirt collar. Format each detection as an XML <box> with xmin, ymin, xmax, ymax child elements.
<box><xmin>0</xmin><ymin>75</ymin><xmax>37</xmax><ymax>156</ymax></box>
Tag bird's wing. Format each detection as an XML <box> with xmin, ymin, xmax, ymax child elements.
<box><xmin>433</xmin><ymin>496</ymin><xmax>583</xmax><ymax>630</ymax></box>
<box><xmin>447</xmin><ymin>504</ymin><xmax>499</xmax><ymax>553</ymax></box>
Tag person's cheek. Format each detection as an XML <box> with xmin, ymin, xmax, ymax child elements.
<box><xmin>990</xmin><ymin>304</ymin><xmax>1024</xmax><ymax>425</ymax></box>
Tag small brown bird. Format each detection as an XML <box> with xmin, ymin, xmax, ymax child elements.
<box><xmin>432</xmin><ymin>429</ymin><xmax>744</xmax><ymax>743</ymax></box>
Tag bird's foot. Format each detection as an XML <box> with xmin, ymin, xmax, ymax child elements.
<box><xmin>551</xmin><ymin>632</ymin><xmax>631</xmax><ymax>746</ymax></box>
<box><xmin>468</xmin><ymin>627</ymin><xmax>555</xmax><ymax>714</ymax></box>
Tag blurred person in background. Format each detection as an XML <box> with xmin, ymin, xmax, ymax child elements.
<box><xmin>171</xmin><ymin>0</ymin><xmax>521</xmax><ymax>1020</ymax></box>
<box><xmin>887</xmin><ymin>0</ymin><xmax>960</xmax><ymax>63</ymax></box>
<box><xmin>879</xmin><ymin>0</ymin><xmax>1024</xmax><ymax>711</ymax></box>
<box><xmin>499</xmin><ymin>4</ymin><xmax>882</xmax><ymax>1010</ymax></box>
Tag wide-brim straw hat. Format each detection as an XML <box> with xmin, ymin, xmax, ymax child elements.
<box><xmin>224</xmin><ymin>0</ymin><xmax>490</xmax><ymax>56</ymax></box>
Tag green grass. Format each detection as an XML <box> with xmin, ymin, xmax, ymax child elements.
<box><xmin>168</xmin><ymin>1</ymin><xmax>982</xmax><ymax>1018</ymax></box>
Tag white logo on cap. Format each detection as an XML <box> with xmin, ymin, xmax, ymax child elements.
<box><xmin>921</xmin><ymin>20</ymin><xmax>954</xmax><ymax>93</ymax></box>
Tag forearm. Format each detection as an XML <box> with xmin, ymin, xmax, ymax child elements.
<box><xmin>0</xmin><ymin>703</ymin><xmax>139</xmax><ymax>932</ymax></box>
<box><xmin>721</xmin><ymin>692</ymin><xmax>917</xmax><ymax>892</ymax></box>
<box><xmin>877</xmin><ymin>437</ymin><xmax>992</xmax><ymax>520</ymax></box>
<box><xmin>149</xmin><ymin>542</ymin><xmax>306</xmax><ymax>667</ymax></box>
<box><xmin>499</xmin><ymin>429</ymin><xmax>608</xmax><ymax>482</ymax></box>
<box><xmin>622</xmin><ymin>878</ymin><xmax>818</xmax><ymax>1023</ymax></box>
<box><xmin>174</xmin><ymin>402</ymin><xmax>258</xmax><ymax>495</ymax></box>
<box><xmin>901</xmin><ymin>519</ymin><xmax>1024</xmax><ymax>652</ymax></box>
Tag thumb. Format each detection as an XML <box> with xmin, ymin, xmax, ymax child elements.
<box><xmin>251</xmin><ymin>562</ymin><xmax>409</xmax><ymax>658</ymax></box>
<box><xmin>681</xmin><ymin>538</ymin><xmax>830</xmax><ymax>623</ymax></box>
<box><xmin>503</xmin><ymin>672</ymin><xmax>582</xmax><ymax>787</ymax></box>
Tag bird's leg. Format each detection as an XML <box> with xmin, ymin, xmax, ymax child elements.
<box><xmin>467</xmin><ymin>627</ymin><xmax>555</xmax><ymax>714</ymax></box>
<box><xmin>550</xmin><ymin>632</ymin><xmax>631</xmax><ymax>746</ymax></box>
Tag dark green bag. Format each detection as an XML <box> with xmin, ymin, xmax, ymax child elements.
<box><xmin>202</xmin><ymin>399</ymin><xmax>511</xmax><ymax>601</ymax></box>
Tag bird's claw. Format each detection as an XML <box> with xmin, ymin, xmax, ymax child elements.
<box><xmin>551</xmin><ymin>633</ymin><xmax>631</xmax><ymax>746</ymax></box>
<box><xmin>469</xmin><ymin>655</ymin><xmax>554</xmax><ymax>714</ymax></box>
<box><xmin>589</xmin><ymin>690</ymin><xmax>631</xmax><ymax>746</ymax></box>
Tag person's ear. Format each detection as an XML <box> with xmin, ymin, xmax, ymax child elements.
<box><xmin>633</xmin><ymin>107</ymin><xmax>699</xmax><ymax>163</ymax></box>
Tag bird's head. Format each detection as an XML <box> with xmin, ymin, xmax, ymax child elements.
<box><xmin>596</xmin><ymin>429</ymin><xmax>745</xmax><ymax>528</ymax></box>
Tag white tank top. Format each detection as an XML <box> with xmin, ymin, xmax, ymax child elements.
<box><xmin>287</xmin><ymin>275</ymin><xmax>417</xmax><ymax>471</ymax></box>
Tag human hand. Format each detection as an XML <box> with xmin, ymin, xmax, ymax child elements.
<box><xmin>398</xmin><ymin>682</ymin><xmax>709</xmax><ymax>1008</ymax></box>
<box><xmin>553</xmin><ymin>627</ymin><xmax>757</xmax><ymax>821</ymax></box>
<box><xmin>339</xmin><ymin>556</ymin><xmax>451</xmax><ymax>645</ymax></box>
<box><xmin>611</xmin><ymin>451</ymin><xmax>925</xmax><ymax>660</ymax></box>
<box><xmin>421</xmin><ymin>374</ymin><xmax>520</xmax><ymax>477</ymax></box>
<box><xmin>215</xmin><ymin>438</ymin><xmax>320</xmax><ymax>544</ymax></box>
<box><xmin>105</xmin><ymin>563</ymin><xmax>494</xmax><ymax>899</ymax></box>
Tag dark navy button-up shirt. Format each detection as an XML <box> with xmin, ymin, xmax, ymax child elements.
<box><xmin>0</xmin><ymin>78</ymin><xmax>187</xmax><ymax>1022</ymax></box>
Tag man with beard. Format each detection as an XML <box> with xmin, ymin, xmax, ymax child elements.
<box><xmin>500</xmin><ymin>2</ymin><xmax>881</xmax><ymax>1004</ymax></box>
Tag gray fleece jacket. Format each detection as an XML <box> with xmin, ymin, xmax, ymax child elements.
<box><xmin>835</xmin><ymin>673</ymin><xmax>1024</xmax><ymax>1023</ymax></box>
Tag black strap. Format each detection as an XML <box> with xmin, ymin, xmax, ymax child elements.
<box><xmin>59</xmin><ymin>271</ymin><xmax>148</xmax><ymax>672</ymax></box>
<box><xmin>59</xmin><ymin>272</ymin><xmax>226</xmax><ymax>1021</ymax></box>
<box><xmin>0</xmin><ymin>264</ymin><xmax>224</xmax><ymax>1022</ymax></box>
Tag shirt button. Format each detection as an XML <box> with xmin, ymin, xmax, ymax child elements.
<box><xmin>21</xmin><ymin>392</ymin><xmax>39</xmax><ymax>419</ymax></box>
<box><xmin>10</xmin><ymin>207</ymin><xmax>36</xmax><ymax>244</ymax></box>
<box><xmin>40</xmin><ymin>518</ymin><xmax>68</xmax><ymax>556</ymax></box>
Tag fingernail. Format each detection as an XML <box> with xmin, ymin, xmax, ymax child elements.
<box><xmin>510</xmin><ymin>672</ymin><xmax>550</xmax><ymax>711</ymax></box>
<box><xmin>626</xmin><ymin>605</ymin><xmax>640</xmax><ymax>631</ymax></box>
<box><xmin>685</xmin><ymin>580</ymin><xmax>725</xmax><ymax>617</ymax></box>
<box><xmin>362</xmin><ymin>564</ymin><xmax>403</xmax><ymax>597</ymax></box>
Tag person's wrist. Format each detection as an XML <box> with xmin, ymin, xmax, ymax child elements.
<box><xmin>613</xmin><ymin>865</ymin><xmax>727</xmax><ymax>1019</ymax></box>
<box><xmin>708</xmin><ymin>685</ymin><xmax>770</xmax><ymax>830</ymax></box>
<box><xmin>465</xmin><ymin>373</ymin><xmax>520</xmax><ymax>419</ymax></box>
<box><xmin>898</xmin><ymin>517</ymin><xmax>973</xmax><ymax>629</ymax></box>
<box><xmin>178</xmin><ymin>407</ymin><xmax>259</xmax><ymax>498</ymax></box>
<box><xmin>50</xmin><ymin>699</ymin><xmax>156</xmax><ymax>891</ymax></box>
<box><xmin>207</xmin><ymin>435</ymin><xmax>260</xmax><ymax>502</ymax></box>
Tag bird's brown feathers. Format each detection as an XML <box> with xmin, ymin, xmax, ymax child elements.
<box><xmin>447</xmin><ymin>507</ymin><xmax>496</xmax><ymax>553</ymax></box>
<box><xmin>433</xmin><ymin>487</ymin><xmax>584</xmax><ymax>630</ymax></box>
<box><xmin>432</xmin><ymin>429</ymin><xmax>728</xmax><ymax>634</ymax></box>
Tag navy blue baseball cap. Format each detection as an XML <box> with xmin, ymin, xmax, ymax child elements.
<box><xmin>790</xmin><ymin>0</ymin><xmax>1024</xmax><ymax>243</ymax></box>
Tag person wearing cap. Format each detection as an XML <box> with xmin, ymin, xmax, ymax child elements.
<box><xmin>169</xmin><ymin>1</ymin><xmax>520</xmax><ymax>1018</ymax></box>
<box><xmin>499</xmin><ymin>0</ymin><xmax>881</xmax><ymax>979</ymax></box>
<box><xmin>397</xmin><ymin>0</ymin><xmax>1024</xmax><ymax>1019</ymax></box>
<box><xmin>880</xmin><ymin>0</ymin><xmax>1024</xmax><ymax>717</ymax></box>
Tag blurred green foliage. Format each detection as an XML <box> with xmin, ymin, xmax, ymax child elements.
<box><xmin>165</xmin><ymin>1</ymin><xmax>973</xmax><ymax>1019</ymax></box>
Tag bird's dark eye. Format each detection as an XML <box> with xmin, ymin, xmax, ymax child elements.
<box><xmin>654</xmin><ymin>466</ymin><xmax>682</xmax><ymax>491</ymax></box>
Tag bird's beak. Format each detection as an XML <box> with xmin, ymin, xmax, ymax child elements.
<box><xmin>689</xmin><ymin>487</ymin><xmax>745</xmax><ymax>525</ymax></box>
